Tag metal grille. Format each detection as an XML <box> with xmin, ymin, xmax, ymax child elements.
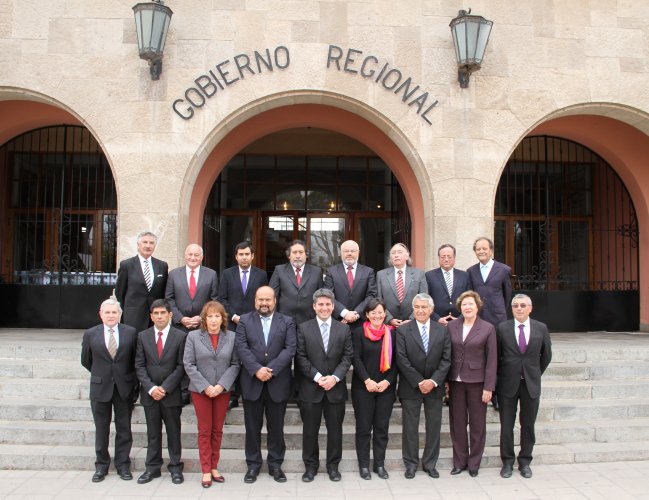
<box><xmin>495</xmin><ymin>135</ymin><xmax>638</xmax><ymax>291</ymax></box>
<box><xmin>0</xmin><ymin>126</ymin><xmax>117</xmax><ymax>285</ymax></box>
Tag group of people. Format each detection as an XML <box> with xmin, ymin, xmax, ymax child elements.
<box><xmin>80</xmin><ymin>231</ymin><xmax>552</xmax><ymax>488</ymax></box>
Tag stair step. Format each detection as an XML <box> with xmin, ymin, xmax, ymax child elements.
<box><xmin>1</xmin><ymin>441</ymin><xmax>648</xmax><ymax>472</ymax></box>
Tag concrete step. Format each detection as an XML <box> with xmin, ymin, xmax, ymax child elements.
<box><xmin>3</xmin><ymin>417</ymin><xmax>647</xmax><ymax>449</ymax></box>
<box><xmin>541</xmin><ymin>379</ymin><xmax>649</xmax><ymax>400</ymax></box>
<box><xmin>0</xmin><ymin>378</ymin><xmax>88</xmax><ymax>400</ymax></box>
<box><xmin>544</xmin><ymin>360</ymin><xmax>649</xmax><ymax>381</ymax></box>
<box><xmin>1</xmin><ymin>440</ymin><xmax>649</xmax><ymax>472</ymax></box>
<box><xmin>0</xmin><ymin>359</ymin><xmax>88</xmax><ymax>379</ymax></box>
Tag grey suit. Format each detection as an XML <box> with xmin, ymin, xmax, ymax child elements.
<box><xmin>270</xmin><ymin>263</ymin><xmax>324</xmax><ymax>324</ymax></box>
<box><xmin>396</xmin><ymin>320</ymin><xmax>451</xmax><ymax>472</ymax></box>
<box><xmin>183</xmin><ymin>329</ymin><xmax>240</xmax><ymax>394</ymax></box>
<box><xmin>376</xmin><ymin>266</ymin><xmax>428</xmax><ymax>322</ymax></box>
<box><xmin>166</xmin><ymin>266</ymin><xmax>218</xmax><ymax>331</ymax></box>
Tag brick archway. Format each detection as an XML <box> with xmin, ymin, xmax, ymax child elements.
<box><xmin>187</xmin><ymin>103</ymin><xmax>427</xmax><ymax>265</ymax></box>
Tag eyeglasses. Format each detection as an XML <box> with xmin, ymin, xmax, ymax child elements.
<box><xmin>511</xmin><ymin>303</ymin><xmax>529</xmax><ymax>309</ymax></box>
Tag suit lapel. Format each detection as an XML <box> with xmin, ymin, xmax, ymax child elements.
<box><xmin>339</xmin><ymin>264</ymin><xmax>352</xmax><ymax>292</ymax></box>
<box><xmin>436</xmin><ymin>269</ymin><xmax>450</xmax><ymax>299</ymax></box>
<box><xmin>411</xmin><ymin>322</ymin><xmax>427</xmax><ymax>354</ymax></box>
<box><xmin>297</xmin><ymin>265</ymin><xmax>307</xmax><ymax>289</ymax></box>
<box><xmin>387</xmin><ymin>269</ymin><xmax>398</xmax><ymax>298</ymax></box>
<box><xmin>199</xmin><ymin>330</ymin><xmax>214</xmax><ymax>355</ymax></box>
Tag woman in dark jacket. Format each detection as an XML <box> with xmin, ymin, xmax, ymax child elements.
<box><xmin>446</xmin><ymin>290</ymin><xmax>497</xmax><ymax>477</ymax></box>
<box><xmin>351</xmin><ymin>298</ymin><xmax>397</xmax><ymax>480</ymax></box>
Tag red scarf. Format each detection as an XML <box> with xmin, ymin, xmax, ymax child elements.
<box><xmin>362</xmin><ymin>321</ymin><xmax>392</xmax><ymax>373</ymax></box>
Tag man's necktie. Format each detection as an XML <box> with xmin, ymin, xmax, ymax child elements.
<box><xmin>262</xmin><ymin>316</ymin><xmax>270</xmax><ymax>345</ymax></box>
<box><xmin>157</xmin><ymin>331</ymin><xmax>163</xmax><ymax>359</ymax></box>
<box><xmin>444</xmin><ymin>270</ymin><xmax>453</xmax><ymax>296</ymax></box>
<box><xmin>421</xmin><ymin>324</ymin><xmax>429</xmax><ymax>352</ymax></box>
<box><xmin>321</xmin><ymin>322</ymin><xmax>329</xmax><ymax>353</ymax></box>
<box><xmin>396</xmin><ymin>270</ymin><xmax>405</xmax><ymax>303</ymax></box>
<box><xmin>480</xmin><ymin>264</ymin><xmax>489</xmax><ymax>282</ymax></box>
<box><xmin>108</xmin><ymin>328</ymin><xmax>117</xmax><ymax>359</ymax></box>
<box><xmin>241</xmin><ymin>270</ymin><xmax>248</xmax><ymax>294</ymax></box>
<box><xmin>143</xmin><ymin>260</ymin><xmax>152</xmax><ymax>291</ymax></box>
<box><xmin>296</xmin><ymin>267</ymin><xmax>301</xmax><ymax>286</ymax></box>
<box><xmin>347</xmin><ymin>265</ymin><xmax>354</xmax><ymax>289</ymax></box>
<box><xmin>518</xmin><ymin>324</ymin><xmax>527</xmax><ymax>353</ymax></box>
<box><xmin>189</xmin><ymin>269</ymin><xmax>197</xmax><ymax>299</ymax></box>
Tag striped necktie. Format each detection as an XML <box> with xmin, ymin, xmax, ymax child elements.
<box><xmin>143</xmin><ymin>259</ymin><xmax>152</xmax><ymax>291</ymax></box>
<box><xmin>107</xmin><ymin>328</ymin><xmax>117</xmax><ymax>359</ymax></box>
<box><xmin>396</xmin><ymin>270</ymin><xmax>405</xmax><ymax>303</ymax></box>
<box><xmin>444</xmin><ymin>270</ymin><xmax>453</xmax><ymax>296</ymax></box>
<box><xmin>421</xmin><ymin>324</ymin><xmax>429</xmax><ymax>352</ymax></box>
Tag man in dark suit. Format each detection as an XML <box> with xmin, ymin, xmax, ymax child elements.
<box><xmin>426</xmin><ymin>244</ymin><xmax>471</xmax><ymax>325</ymax></box>
<box><xmin>218</xmin><ymin>241</ymin><xmax>268</xmax><ymax>409</ymax></box>
<box><xmin>270</xmin><ymin>239</ymin><xmax>324</xmax><ymax>325</ymax></box>
<box><xmin>466</xmin><ymin>237</ymin><xmax>512</xmax><ymax>327</ymax></box>
<box><xmin>165</xmin><ymin>243</ymin><xmax>218</xmax><ymax>332</ymax></box>
<box><xmin>324</xmin><ymin>239</ymin><xmax>377</xmax><ymax>331</ymax></box>
<box><xmin>218</xmin><ymin>242</ymin><xmax>268</xmax><ymax>331</ymax></box>
<box><xmin>497</xmin><ymin>294</ymin><xmax>552</xmax><ymax>480</ymax></box>
<box><xmin>81</xmin><ymin>298</ymin><xmax>139</xmax><ymax>483</ymax></box>
<box><xmin>467</xmin><ymin>237</ymin><xmax>513</xmax><ymax>411</ymax></box>
<box><xmin>134</xmin><ymin>299</ymin><xmax>187</xmax><ymax>485</ymax></box>
<box><xmin>235</xmin><ymin>286</ymin><xmax>297</xmax><ymax>484</ymax></box>
<box><xmin>295</xmin><ymin>288</ymin><xmax>353</xmax><ymax>482</ymax></box>
<box><xmin>396</xmin><ymin>293</ymin><xmax>451</xmax><ymax>479</ymax></box>
<box><xmin>376</xmin><ymin>243</ymin><xmax>428</xmax><ymax>327</ymax></box>
<box><xmin>115</xmin><ymin>231</ymin><xmax>168</xmax><ymax>332</ymax></box>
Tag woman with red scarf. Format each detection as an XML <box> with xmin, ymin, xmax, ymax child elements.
<box><xmin>351</xmin><ymin>298</ymin><xmax>398</xmax><ymax>480</ymax></box>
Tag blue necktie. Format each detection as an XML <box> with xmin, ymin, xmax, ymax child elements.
<box><xmin>421</xmin><ymin>324</ymin><xmax>429</xmax><ymax>352</ymax></box>
<box><xmin>262</xmin><ymin>316</ymin><xmax>270</xmax><ymax>345</ymax></box>
<box><xmin>241</xmin><ymin>270</ymin><xmax>248</xmax><ymax>294</ymax></box>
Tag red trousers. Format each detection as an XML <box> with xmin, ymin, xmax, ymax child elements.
<box><xmin>191</xmin><ymin>391</ymin><xmax>229</xmax><ymax>473</ymax></box>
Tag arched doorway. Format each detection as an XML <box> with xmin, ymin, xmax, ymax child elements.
<box><xmin>186</xmin><ymin>101</ymin><xmax>428</xmax><ymax>271</ymax></box>
<box><xmin>496</xmin><ymin>135</ymin><xmax>639</xmax><ymax>331</ymax></box>
<box><xmin>0</xmin><ymin>124</ymin><xmax>117</xmax><ymax>327</ymax></box>
<box><xmin>201</xmin><ymin>128</ymin><xmax>409</xmax><ymax>277</ymax></box>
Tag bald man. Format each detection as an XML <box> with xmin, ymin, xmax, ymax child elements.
<box><xmin>165</xmin><ymin>244</ymin><xmax>218</xmax><ymax>332</ymax></box>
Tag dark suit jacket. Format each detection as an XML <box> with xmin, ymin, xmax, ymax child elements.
<box><xmin>396</xmin><ymin>320</ymin><xmax>451</xmax><ymax>400</ymax></box>
<box><xmin>324</xmin><ymin>263</ymin><xmax>377</xmax><ymax>324</ymax></box>
<box><xmin>496</xmin><ymin>319</ymin><xmax>552</xmax><ymax>399</ymax></box>
<box><xmin>218</xmin><ymin>265</ymin><xmax>268</xmax><ymax>330</ymax></box>
<box><xmin>135</xmin><ymin>326</ymin><xmax>187</xmax><ymax>407</ymax></box>
<box><xmin>426</xmin><ymin>268</ymin><xmax>471</xmax><ymax>320</ymax></box>
<box><xmin>270</xmin><ymin>263</ymin><xmax>323</xmax><ymax>325</ymax></box>
<box><xmin>351</xmin><ymin>327</ymin><xmax>398</xmax><ymax>392</ymax></box>
<box><xmin>165</xmin><ymin>265</ymin><xmax>218</xmax><ymax>328</ymax></box>
<box><xmin>115</xmin><ymin>255</ymin><xmax>168</xmax><ymax>332</ymax></box>
<box><xmin>447</xmin><ymin>316</ymin><xmax>497</xmax><ymax>390</ymax></box>
<box><xmin>235</xmin><ymin>311</ymin><xmax>297</xmax><ymax>403</ymax></box>
<box><xmin>376</xmin><ymin>266</ymin><xmax>428</xmax><ymax>322</ymax></box>
<box><xmin>466</xmin><ymin>261</ymin><xmax>512</xmax><ymax>327</ymax></box>
<box><xmin>81</xmin><ymin>323</ymin><xmax>139</xmax><ymax>403</ymax></box>
<box><xmin>295</xmin><ymin>318</ymin><xmax>353</xmax><ymax>404</ymax></box>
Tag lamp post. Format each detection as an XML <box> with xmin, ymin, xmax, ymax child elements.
<box><xmin>449</xmin><ymin>9</ymin><xmax>493</xmax><ymax>88</ymax></box>
<box><xmin>133</xmin><ymin>0</ymin><xmax>173</xmax><ymax>80</ymax></box>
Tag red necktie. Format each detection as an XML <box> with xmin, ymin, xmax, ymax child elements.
<box><xmin>189</xmin><ymin>269</ymin><xmax>196</xmax><ymax>299</ymax></box>
<box><xmin>295</xmin><ymin>267</ymin><xmax>301</xmax><ymax>286</ymax></box>
<box><xmin>396</xmin><ymin>270</ymin><xmax>404</xmax><ymax>303</ymax></box>
<box><xmin>347</xmin><ymin>265</ymin><xmax>354</xmax><ymax>289</ymax></box>
<box><xmin>157</xmin><ymin>331</ymin><xmax>163</xmax><ymax>359</ymax></box>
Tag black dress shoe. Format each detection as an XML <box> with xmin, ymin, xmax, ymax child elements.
<box><xmin>117</xmin><ymin>468</ymin><xmax>133</xmax><ymax>480</ymax></box>
<box><xmin>244</xmin><ymin>468</ymin><xmax>259</xmax><ymax>483</ymax></box>
<box><xmin>91</xmin><ymin>471</ymin><xmax>106</xmax><ymax>482</ymax></box>
<box><xmin>492</xmin><ymin>394</ymin><xmax>499</xmax><ymax>411</ymax></box>
<box><xmin>327</xmin><ymin>467</ymin><xmax>341</xmax><ymax>482</ymax></box>
<box><xmin>359</xmin><ymin>467</ymin><xmax>371</xmax><ymax>480</ymax></box>
<box><xmin>171</xmin><ymin>471</ymin><xmax>184</xmax><ymax>484</ymax></box>
<box><xmin>519</xmin><ymin>465</ymin><xmax>533</xmax><ymax>478</ymax></box>
<box><xmin>425</xmin><ymin>468</ymin><xmax>439</xmax><ymax>478</ymax></box>
<box><xmin>228</xmin><ymin>398</ymin><xmax>239</xmax><ymax>410</ymax></box>
<box><xmin>372</xmin><ymin>466</ymin><xmax>388</xmax><ymax>479</ymax></box>
<box><xmin>137</xmin><ymin>470</ymin><xmax>161</xmax><ymax>484</ymax></box>
<box><xmin>450</xmin><ymin>467</ymin><xmax>466</xmax><ymax>475</ymax></box>
<box><xmin>500</xmin><ymin>465</ymin><xmax>513</xmax><ymax>478</ymax></box>
<box><xmin>404</xmin><ymin>468</ymin><xmax>416</xmax><ymax>479</ymax></box>
<box><xmin>469</xmin><ymin>469</ymin><xmax>479</xmax><ymax>477</ymax></box>
<box><xmin>302</xmin><ymin>469</ymin><xmax>317</xmax><ymax>482</ymax></box>
<box><xmin>269</xmin><ymin>467</ymin><xmax>287</xmax><ymax>483</ymax></box>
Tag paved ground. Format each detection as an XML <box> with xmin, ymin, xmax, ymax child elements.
<box><xmin>0</xmin><ymin>461</ymin><xmax>648</xmax><ymax>499</ymax></box>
